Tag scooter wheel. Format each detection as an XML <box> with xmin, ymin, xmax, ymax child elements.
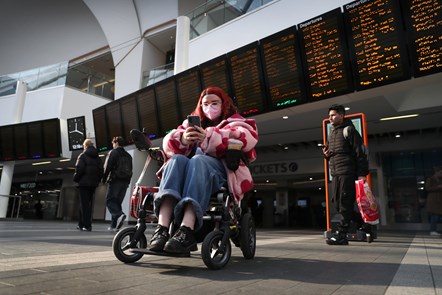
<box><xmin>202</xmin><ymin>230</ymin><xmax>231</xmax><ymax>270</ymax></box>
<box><xmin>112</xmin><ymin>227</ymin><xmax>147</xmax><ymax>263</ymax></box>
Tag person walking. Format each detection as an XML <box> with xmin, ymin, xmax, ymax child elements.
<box><xmin>73</xmin><ymin>139</ymin><xmax>103</xmax><ymax>231</ymax></box>
<box><xmin>426</xmin><ymin>166</ymin><xmax>442</xmax><ymax>236</ymax></box>
<box><xmin>103</xmin><ymin>136</ymin><xmax>133</xmax><ymax>232</ymax></box>
<box><xmin>323</xmin><ymin>104</ymin><xmax>369</xmax><ymax>245</ymax></box>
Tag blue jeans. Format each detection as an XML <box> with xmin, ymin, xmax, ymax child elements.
<box><xmin>154</xmin><ymin>154</ymin><xmax>227</xmax><ymax>230</ymax></box>
<box><xmin>106</xmin><ymin>180</ymin><xmax>129</xmax><ymax>228</ymax></box>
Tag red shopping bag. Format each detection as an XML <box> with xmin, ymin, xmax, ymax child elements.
<box><xmin>355</xmin><ymin>179</ymin><xmax>379</xmax><ymax>225</ymax></box>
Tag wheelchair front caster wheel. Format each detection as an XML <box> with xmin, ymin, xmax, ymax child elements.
<box><xmin>113</xmin><ymin>227</ymin><xmax>147</xmax><ymax>263</ymax></box>
<box><xmin>202</xmin><ymin>230</ymin><xmax>231</xmax><ymax>270</ymax></box>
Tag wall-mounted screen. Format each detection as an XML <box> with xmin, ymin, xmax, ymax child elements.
<box><xmin>0</xmin><ymin>119</ymin><xmax>61</xmax><ymax>161</ymax></box>
<box><xmin>137</xmin><ymin>86</ymin><xmax>160</xmax><ymax>139</ymax></box>
<box><xmin>0</xmin><ymin>126</ymin><xmax>14</xmax><ymax>161</ymax></box>
<box><xmin>227</xmin><ymin>41</ymin><xmax>267</xmax><ymax>116</ymax></box>
<box><xmin>154</xmin><ymin>78</ymin><xmax>181</xmax><ymax>135</ymax></box>
<box><xmin>105</xmin><ymin>101</ymin><xmax>123</xmax><ymax>141</ymax></box>
<box><xmin>28</xmin><ymin>121</ymin><xmax>43</xmax><ymax>159</ymax></box>
<box><xmin>260</xmin><ymin>26</ymin><xmax>307</xmax><ymax>110</ymax></box>
<box><xmin>42</xmin><ymin>119</ymin><xmax>61</xmax><ymax>158</ymax></box>
<box><xmin>67</xmin><ymin>116</ymin><xmax>86</xmax><ymax>151</ymax></box>
<box><xmin>14</xmin><ymin>124</ymin><xmax>28</xmax><ymax>160</ymax></box>
<box><xmin>120</xmin><ymin>95</ymin><xmax>139</xmax><ymax>144</ymax></box>
<box><xmin>343</xmin><ymin>0</ymin><xmax>411</xmax><ymax>90</ymax></box>
<box><xmin>92</xmin><ymin>107</ymin><xmax>110</xmax><ymax>152</ymax></box>
<box><xmin>298</xmin><ymin>8</ymin><xmax>354</xmax><ymax>100</ymax></box>
<box><xmin>402</xmin><ymin>0</ymin><xmax>442</xmax><ymax>77</ymax></box>
<box><xmin>199</xmin><ymin>55</ymin><xmax>232</xmax><ymax>97</ymax></box>
<box><xmin>176</xmin><ymin>66</ymin><xmax>202</xmax><ymax>119</ymax></box>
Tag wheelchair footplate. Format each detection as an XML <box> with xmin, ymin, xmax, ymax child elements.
<box><xmin>130</xmin><ymin>248</ymin><xmax>191</xmax><ymax>257</ymax></box>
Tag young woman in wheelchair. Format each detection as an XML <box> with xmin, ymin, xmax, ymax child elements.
<box><xmin>149</xmin><ymin>86</ymin><xmax>258</xmax><ymax>254</ymax></box>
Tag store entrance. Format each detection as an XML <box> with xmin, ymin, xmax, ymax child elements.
<box><xmin>10</xmin><ymin>179</ymin><xmax>62</xmax><ymax>220</ymax></box>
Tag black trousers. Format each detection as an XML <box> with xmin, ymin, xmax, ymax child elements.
<box><xmin>78</xmin><ymin>186</ymin><xmax>96</xmax><ymax>230</ymax></box>
<box><xmin>331</xmin><ymin>175</ymin><xmax>363</xmax><ymax>230</ymax></box>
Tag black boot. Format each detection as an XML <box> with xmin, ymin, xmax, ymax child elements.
<box><xmin>149</xmin><ymin>224</ymin><xmax>169</xmax><ymax>251</ymax></box>
<box><xmin>326</xmin><ymin>223</ymin><xmax>349</xmax><ymax>245</ymax></box>
<box><xmin>164</xmin><ymin>225</ymin><xmax>197</xmax><ymax>254</ymax></box>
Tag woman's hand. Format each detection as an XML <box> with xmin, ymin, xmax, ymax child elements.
<box><xmin>181</xmin><ymin>126</ymin><xmax>206</xmax><ymax>145</ymax></box>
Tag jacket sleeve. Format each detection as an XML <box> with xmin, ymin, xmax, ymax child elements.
<box><xmin>200</xmin><ymin>114</ymin><xmax>258</xmax><ymax>162</ymax></box>
<box><xmin>162</xmin><ymin>122</ymin><xmax>195</xmax><ymax>159</ymax></box>
<box><xmin>102</xmin><ymin>150</ymin><xmax>117</xmax><ymax>182</ymax></box>
<box><xmin>73</xmin><ymin>154</ymin><xmax>85</xmax><ymax>183</ymax></box>
<box><xmin>348</xmin><ymin>126</ymin><xmax>369</xmax><ymax>177</ymax></box>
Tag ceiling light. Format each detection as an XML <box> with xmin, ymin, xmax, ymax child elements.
<box><xmin>345</xmin><ymin>107</ymin><xmax>350</xmax><ymax>111</ymax></box>
<box><xmin>379</xmin><ymin>114</ymin><xmax>419</xmax><ymax>121</ymax></box>
<box><xmin>284</xmin><ymin>146</ymin><xmax>288</xmax><ymax>150</ymax></box>
<box><xmin>282</xmin><ymin>116</ymin><xmax>288</xmax><ymax>119</ymax></box>
<box><xmin>395</xmin><ymin>133</ymin><xmax>401</xmax><ymax>138</ymax></box>
<box><xmin>59</xmin><ymin>158</ymin><xmax>70</xmax><ymax>162</ymax></box>
<box><xmin>32</xmin><ymin>161</ymin><xmax>51</xmax><ymax>166</ymax></box>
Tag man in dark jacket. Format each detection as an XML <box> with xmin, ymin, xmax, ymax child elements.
<box><xmin>103</xmin><ymin>136</ymin><xmax>132</xmax><ymax>231</ymax></box>
<box><xmin>323</xmin><ymin>104</ymin><xmax>369</xmax><ymax>245</ymax></box>
<box><xmin>73</xmin><ymin>139</ymin><xmax>103</xmax><ymax>231</ymax></box>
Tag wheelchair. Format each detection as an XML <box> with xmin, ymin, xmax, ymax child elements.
<box><xmin>112</xmin><ymin>129</ymin><xmax>256</xmax><ymax>270</ymax></box>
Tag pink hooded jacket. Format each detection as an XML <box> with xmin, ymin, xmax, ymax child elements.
<box><xmin>157</xmin><ymin>113</ymin><xmax>258</xmax><ymax>202</ymax></box>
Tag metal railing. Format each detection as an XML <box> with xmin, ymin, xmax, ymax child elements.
<box><xmin>0</xmin><ymin>194</ymin><xmax>22</xmax><ymax>219</ymax></box>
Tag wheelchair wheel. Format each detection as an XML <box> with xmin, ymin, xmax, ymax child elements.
<box><xmin>240</xmin><ymin>212</ymin><xmax>256</xmax><ymax>259</ymax></box>
<box><xmin>112</xmin><ymin>227</ymin><xmax>147</xmax><ymax>263</ymax></box>
<box><xmin>202</xmin><ymin>230</ymin><xmax>232</xmax><ymax>270</ymax></box>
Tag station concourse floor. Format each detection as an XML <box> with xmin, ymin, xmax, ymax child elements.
<box><xmin>0</xmin><ymin>220</ymin><xmax>441</xmax><ymax>295</ymax></box>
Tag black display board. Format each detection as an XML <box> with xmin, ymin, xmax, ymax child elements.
<box><xmin>298</xmin><ymin>8</ymin><xmax>354</xmax><ymax>100</ymax></box>
<box><xmin>176</xmin><ymin>66</ymin><xmax>202</xmax><ymax>118</ymax></box>
<box><xmin>227</xmin><ymin>41</ymin><xmax>267</xmax><ymax>116</ymax></box>
<box><xmin>0</xmin><ymin>126</ymin><xmax>14</xmax><ymax>161</ymax></box>
<box><xmin>28</xmin><ymin>121</ymin><xmax>43</xmax><ymax>159</ymax></box>
<box><xmin>344</xmin><ymin>0</ymin><xmax>411</xmax><ymax>90</ymax></box>
<box><xmin>105</xmin><ymin>101</ymin><xmax>123</xmax><ymax>141</ymax></box>
<box><xmin>92</xmin><ymin>107</ymin><xmax>110</xmax><ymax>152</ymax></box>
<box><xmin>154</xmin><ymin>78</ymin><xmax>181</xmax><ymax>135</ymax></box>
<box><xmin>42</xmin><ymin>119</ymin><xmax>61</xmax><ymax>158</ymax></box>
<box><xmin>14</xmin><ymin>124</ymin><xmax>28</xmax><ymax>160</ymax></box>
<box><xmin>120</xmin><ymin>95</ymin><xmax>139</xmax><ymax>144</ymax></box>
<box><xmin>137</xmin><ymin>86</ymin><xmax>160</xmax><ymax>139</ymax></box>
<box><xmin>402</xmin><ymin>0</ymin><xmax>442</xmax><ymax>77</ymax></box>
<box><xmin>260</xmin><ymin>26</ymin><xmax>307</xmax><ymax>109</ymax></box>
<box><xmin>0</xmin><ymin>119</ymin><xmax>60</xmax><ymax>161</ymax></box>
<box><xmin>199</xmin><ymin>55</ymin><xmax>232</xmax><ymax>97</ymax></box>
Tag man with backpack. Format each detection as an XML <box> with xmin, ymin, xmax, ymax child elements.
<box><xmin>323</xmin><ymin>104</ymin><xmax>369</xmax><ymax>245</ymax></box>
<box><xmin>103</xmin><ymin>136</ymin><xmax>133</xmax><ymax>232</ymax></box>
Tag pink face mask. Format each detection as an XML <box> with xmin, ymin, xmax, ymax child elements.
<box><xmin>202</xmin><ymin>103</ymin><xmax>222</xmax><ymax>120</ymax></box>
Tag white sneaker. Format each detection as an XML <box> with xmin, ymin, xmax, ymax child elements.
<box><xmin>107</xmin><ymin>227</ymin><xmax>117</xmax><ymax>232</ymax></box>
<box><xmin>430</xmin><ymin>231</ymin><xmax>441</xmax><ymax>236</ymax></box>
<box><xmin>116</xmin><ymin>213</ymin><xmax>126</xmax><ymax>230</ymax></box>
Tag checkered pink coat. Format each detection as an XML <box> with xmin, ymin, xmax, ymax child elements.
<box><xmin>158</xmin><ymin>113</ymin><xmax>258</xmax><ymax>202</ymax></box>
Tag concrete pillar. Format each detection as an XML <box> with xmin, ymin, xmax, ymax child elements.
<box><xmin>0</xmin><ymin>162</ymin><xmax>15</xmax><ymax>217</ymax></box>
<box><xmin>174</xmin><ymin>15</ymin><xmax>190</xmax><ymax>75</ymax></box>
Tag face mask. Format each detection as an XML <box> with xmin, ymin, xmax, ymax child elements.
<box><xmin>202</xmin><ymin>103</ymin><xmax>222</xmax><ymax>120</ymax></box>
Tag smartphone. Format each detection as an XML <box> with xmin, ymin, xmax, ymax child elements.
<box><xmin>187</xmin><ymin>115</ymin><xmax>201</xmax><ymax>128</ymax></box>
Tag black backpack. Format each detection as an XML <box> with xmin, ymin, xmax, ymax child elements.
<box><xmin>113</xmin><ymin>149</ymin><xmax>133</xmax><ymax>180</ymax></box>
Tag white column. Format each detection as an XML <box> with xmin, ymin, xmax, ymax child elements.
<box><xmin>0</xmin><ymin>162</ymin><xmax>15</xmax><ymax>218</ymax></box>
<box><xmin>174</xmin><ymin>15</ymin><xmax>190</xmax><ymax>75</ymax></box>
